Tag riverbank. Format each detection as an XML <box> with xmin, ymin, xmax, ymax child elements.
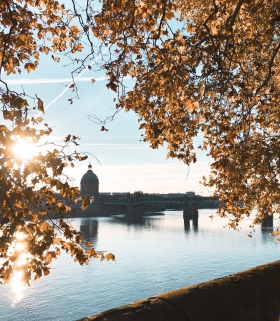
<box><xmin>78</xmin><ymin>260</ymin><xmax>280</xmax><ymax>321</ymax></box>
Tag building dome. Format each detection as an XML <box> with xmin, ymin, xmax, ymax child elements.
<box><xmin>80</xmin><ymin>164</ymin><xmax>99</xmax><ymax>184</ymax></box>
<box><xmin>80</xmin><ymin>164</ymin><xmax>99</xmax><ymax>196</ymax></box>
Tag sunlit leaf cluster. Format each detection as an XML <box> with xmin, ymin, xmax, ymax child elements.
<box><xmin>0</xmin><ymin>97</ymin><xmax>115</xmax><ymax>284</ymax></box>
<box><xmin>0</xmin><ymin>0</ymin><xmax>116</xmax><ymax>285</ymax></box>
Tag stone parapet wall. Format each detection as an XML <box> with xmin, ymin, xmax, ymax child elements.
<box><xmin>77</xmin><ymin>260</ymin><xmax>280</xmax><ymax>321</ymax></box>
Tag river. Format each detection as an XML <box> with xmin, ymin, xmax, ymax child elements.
<box><xmin>1</xmin><ymin>210</ymin><xmax>279</xmax><ymax>321</ymax></box>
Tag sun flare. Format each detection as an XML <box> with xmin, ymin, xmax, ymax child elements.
<box><xmin>13</xmin><ymin>137</ymin><xmax>37</xmax><ymax>160</ymax></box>
<box><xmin>16</xmin><ymin>232</ymin><xmax>26</xmax><ymax>241</ymax></box>
<box><xmin>11</xmin><ymin>270</ymin><xmax>25</xmax><ymax>305</ymax></box>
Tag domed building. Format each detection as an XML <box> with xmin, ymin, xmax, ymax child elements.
<box><xmin>80</xmin><ymin>163</ymin><xmax>99</xmax><ymax>199</ymax></box>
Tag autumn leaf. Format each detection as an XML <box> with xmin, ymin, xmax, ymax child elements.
<box><xmin>24</xmin><ymin>63</ymin><xmax>35</xmax><ymax>73</ymax></box>
<box><xmin>175</xmin><ymin>126</ymin><xmax>184</xmax><ymax>134</ymax></box>
<box><xmin>35</xmin><ymin>117</ymin><xmax>43</xmax><ymax>123</ymax></box>
<box><xmin>51</xmin><ymin>55</ymin><xmax>60</xmax><ymax>62</ymax></box>
<box><xmin>106</xmin><ymin>73</ymin><xmax>119</xmax><ymax>92</ymax></box>
<box><xmin>75</xmin><ymin>155</ymin><xmax>88</xmax><ymax>161</ymax></box>
<box><xmin>105</xmin><ymin>253</ymin><xmax>116</xmax><ymax>261</ymax></box>
<box><xmin>139</xmin><ymin>123</ymin><xmax>146</xmax><ymax>129</ymax></box>
<box><xmin>3</xmin><ymin>110</ymin><xmax>12</xmax><ymax>120</ymax></box>
<box><xmin>106</xmin><ymin>82</ymin><xmax>118</xmax><ymax>92</ymax></box>
<box><xmin>34</xmin><ymin>272</ymin><xmax>41</xmax><ymax>281</ymax></box>
<box><xmin>0</xmin><ymin>125</ymin><xmax>7</xmax><ymax>131</ymax></box>
<box><xmin>42</xmin><ymin>267</ymin><xmax>50</xmax><ymax>276</ymax></box>
<box><xmin>185</xmin><ymin>100</ymin><xmax>193</xmax><ymax>112</ymax></box>
<box><xmin>100</xmin><ymin>126</ymin><xmax>109</xmax><ymax>132</ymax></box>
<box><xmin>53</xmin><ymin>238</ymin><xmax>61</xmax><ymax>245</ymax></box>
<box><xmin>44</xmin><ymin>46</ymin><xmax>50</xmax><ymax>54</ymax></box>
<box><xmin>37</xmin><ymin>98</ymin><xmax>44</xmax><ymax>113</ymax></box>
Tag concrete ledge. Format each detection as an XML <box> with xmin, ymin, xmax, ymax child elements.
<box><xmin>77</xmin><ymin>260</ymin><xmax>280</xmax><ymax>321</ymax></box>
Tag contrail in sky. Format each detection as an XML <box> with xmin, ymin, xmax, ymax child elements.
<box><xmin>63</xmin><ymin>114</ymin><xmax>77</xmax><ymax>124</ymax></box>
<box><xmin>58</xmin><ymin>93</ymin><xmax>102</xmax><ymax>126</ymax></box>
<box><xmin>3</xmin><ymin>75</ymin><xmax>131</xmax><ymax>85</ymax></box>
<box><xmin>86</xmin><ymin>94</ymin><xmax>102</xmax><ymax>109</ymax></box>
<box><xmin>2</xmin><ymin>47</ymin><xmax>132</xmax><ymax>117</ymax></box>
<box><xmin>3</xmin><ymin>76</ymin><xmax>108</xmax><ymax>85</ymax></box>
<box><xmin>36</xmin><ymin>47</ymin><xmax>110</xmax><ymax>116</ymax></box>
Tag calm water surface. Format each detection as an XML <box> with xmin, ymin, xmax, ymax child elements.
<box><xmin>1</xmin><ymin>210</ymin><xmax>280</xmax><ymax>321</ymax></box>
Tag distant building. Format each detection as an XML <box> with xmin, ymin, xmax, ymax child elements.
<box><xmin>80</xmin><ymin>163</ymin><xmax>99</xmax><ymax>199</ymax></box>
<box><xmin>111</xmin><ymin>192</ymin><xmax>127</xmax><ymax>196</ymax></box>
<box><xmin>186</xmin><ymin>191</ymin><xmax>195</xmax><ymax>197</ymax></box>
<box><xmin>161</xmin><ymin>193</ymin><xmax>187</xmax><ymax>199</ymax></box>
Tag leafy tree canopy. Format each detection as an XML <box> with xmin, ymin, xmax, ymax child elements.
<box><xmin>1</xmin><ymin>0</ymin><xmax>280</xmax><ymax>284</ymax></box>
<box><xmin>92</xmin><ymin>0</ymin><xmax>280</xmax><ymax>235</ymax></box>
<box><xmin>0</xmin><ymin>0</ymin><xmax>115</xmax><ymax>285</ymax></box>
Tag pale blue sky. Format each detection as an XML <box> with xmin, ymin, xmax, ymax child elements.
<box><xmin>4</xmin><ymin>49</ymin><xmax>211</xmax><ymax>195</ymax></box>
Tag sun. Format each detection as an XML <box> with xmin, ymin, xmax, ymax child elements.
<box><xmin>13</xmin><ymin>137</ymin><xmax>37</xmax><ymax>160</ymax></box>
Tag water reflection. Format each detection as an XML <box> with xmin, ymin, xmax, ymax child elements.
<box><xmin>183</xmin><ymin>215</ymin><xmax>199</xmax><ymax>233</ymax></box>
<box><xmin>8</xmin><ymin>232</ymin><xmax>29</xmax><ymax>305</ymax></box>
<box><xmin>193</xmin><ymin>216</ymin><xmax>198</xmax><ymax>232</ymax></box>
<box><xmin>122</xmin><ymin>214</ymin><xmax>144</xmax><ymax>226</ymax></box>
<box><xmin>261</xmin><ymin>216</ymin><xmax>274</xmax><ymax>244</ymax></box>
<box><xmin>261</xmin><ymin>216</ymin><xmax>273</xmax><ymax>231</ymax></box>
<box><xmin>110</xmin><ymin>214</ymin><xmax>163</xmax><ymax>229</ymax></box>
<box><xmin>11</xmin><ymin>270</ymin><xmax>25</xmax><ymax>306</ymax></box>
<box><xmin>2</xmin><ymin>210</ymin><xmax>280</xmax><ymax>321</ymax></box>
<box><xmin>80</xmin><ymin>219</ymin><xmax>98</xmax><ymax>245</ymax></box>
<box><xmin>183</xmin><ymin>216</ymin><xmax>190</xmax><ymax>231</ymax></box>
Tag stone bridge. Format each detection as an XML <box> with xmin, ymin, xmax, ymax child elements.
<box><xmin>67</xmin><ymin>195</ymin><xmax>220</xmax><ymax>217</ymax></box>
<box><xmin>102</xmin><ymin>196</ymin><xmax>220</xmax><ymax>216</ymax></box>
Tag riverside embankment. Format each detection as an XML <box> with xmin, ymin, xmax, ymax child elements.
<box><xmin>78</xmin><ymin>260</ymin><xmax>280</xmax><ymax>321</ymax></box>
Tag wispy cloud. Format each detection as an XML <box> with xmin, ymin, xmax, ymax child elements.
<box><xmin>3</xmin><ymin>76</ymin><xmax>108</xmax><ymax>85</ymax></box>
<box><xmin>81</xmin><ymin>143</ymin><xmax>149</xmax><ymax>150</ymax></box>
<box><xmin>37</xmin><ymin>135</ymin><xmax>141</xmax><ymax>142</ymax></box>
<box><xmin>81</xmin><ymin>143</ymin><xmax>144</xmax><ymax>145</ymax></box>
